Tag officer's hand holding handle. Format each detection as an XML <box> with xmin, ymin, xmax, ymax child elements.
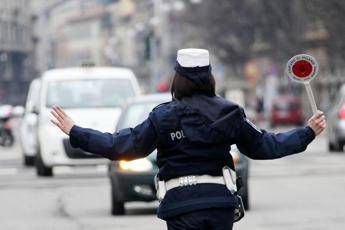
<box><xmin>50</xmin><ymin>105</ymin><xmax>75</xmax><ymax>135</ymax></box>
<box><xmin>307</xmin><ymin>110</ymin><xmax>326</xmax><ymax>136</ymax></box>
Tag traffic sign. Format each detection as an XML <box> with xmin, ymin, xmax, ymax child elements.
<box><xmin>285</xmin><ymin>54</ymin><xmax>319</xmax><ymax>114</ymax></box>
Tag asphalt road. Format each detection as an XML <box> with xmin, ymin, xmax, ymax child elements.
<box><xmin>0</xmin><ymin>127</ymin><xmax>344</xmax><ymax>230</ymax></box>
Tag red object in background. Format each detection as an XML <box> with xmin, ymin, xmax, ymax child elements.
<box><xmin>338</xmin><ymin>105</ymin><xmax>345</xmax><ymax>119</ymax></box>
<box><xmin>292</xmin><ymin>60</ymin><xmax>313</xmax><ymax>78</ymax></box>
<box><xmin>156</xmin><ymin>82</ymin><xmax>170</xmax><ymax>92</ymax></box>
<box><xmin>4</xmin><ymin>119</ymin><xmax>12</xmax><ymax>129</ymax></box>
<box><xmin>270</xmin><ymin>95</ymin><xmax>304</xmax><ymax>126</ymax></box>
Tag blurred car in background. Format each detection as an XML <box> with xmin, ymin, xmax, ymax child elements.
<box><xmin>328</xmin><ymin>84</ymin><xmax>345</xmax><ymax>152</ymax></box>
<box><xmin>12</xmin><ymin>105</ymin><xmax>25</xmax><ymax>118</ymax></box>
<box><xmin>270</xmin><ymin>95</ymin><xmax>304</xmax><ymax>127</ymax></box>
<box><xmin>109</xmin><ymin>93</ymin><xmax>250</xmax><ymax>215</ymax></box>
<box><xmin>35</xmin><ymin>67</ymin><xmax>141</xmax><ymax>177</ymax></box>
<box><xmin>109</xmin><ymin>93</ymin><xmax>170</xmax><ymax>215</ymax></box>
<box><xmin>20</xmin><ymin>78</ymin><xmax>41</xmax><ymax>166</ymax></box>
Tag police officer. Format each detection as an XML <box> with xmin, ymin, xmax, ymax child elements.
<box><xmin>51</xmin><ymin>49</ymin><xmax>326</xmax><ymax>230</ymax></box>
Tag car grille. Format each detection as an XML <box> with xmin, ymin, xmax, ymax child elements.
<box><xmin>63</xmin><ymin>139</ymin><xmax>100</xmax><ymax>159</ymax></box>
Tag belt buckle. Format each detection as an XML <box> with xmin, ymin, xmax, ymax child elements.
<box><xmin>179</xmin><ymin>176</ymin><xmax>197</xmax><ymax>187</ymax></box>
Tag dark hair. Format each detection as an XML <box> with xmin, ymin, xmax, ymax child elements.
<box><xmin>170</xmin><ymin>73</ymin><xmax>216</xmax><ymax>99</ymax></box>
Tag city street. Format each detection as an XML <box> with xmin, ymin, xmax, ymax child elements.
<box><xmin>1</xmin><ymin>0</ymin><xmax>345</xmax><ymax>229</ymax></box>
<box><xmin>0</xmin><ymin>129</ymin><xmax>344</xmax><ymax>230</ymax></box>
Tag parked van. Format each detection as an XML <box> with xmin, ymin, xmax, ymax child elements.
<box><xmin>34</xmin><ymin>67</ymin><xmax>140</xmax><ymax>176</ymax></box>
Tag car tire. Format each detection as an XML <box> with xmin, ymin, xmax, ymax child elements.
<box><xmin>111</xmin><ymin>200</ymin><xmax>125</xmax><ymax>216</ymax></box>
<box><xmin>242</xmin><ymin>194</ymin><xmax>249</xmax><ymax>211</ymax></box>
<box><xmin>329</xmin><ymin>142</ymin><xmax>337</xmax><ymax>152</ymax></box>
<box><xmin>338</xmin><ymin>142</ymin><xmax>344</xmax><ymax>152</ymax></box>
<box><xmin>241</xmin><ymin>184</ymin><xmax>250</xmax><ymax>211</ymax></box>
<box><xmin>110</xmin><ymin>179</ymin><xmax>125</xmax><ymax>215</ymax></box>
<box><xmin>330</xmin><ymin>141</ymin><xmax>343</xmax><ymax>152</ymax></box>
<box><xmin>35</xmin><ymin>150</ymin><xmax>53</xmax><ymax>177</ymax></box>
<box><xmin>24</xmin><ymin>155</ymin><xmax>35</xmax><ymax>166</ymax></box>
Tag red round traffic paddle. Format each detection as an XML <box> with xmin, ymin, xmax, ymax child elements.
<box><xmin>292</xmin><ymin>60</ymin><xmax>313</xmax><ymax>78</ymax></box>
<box><xmin>286</xmin><ymin>54</ymin><xmax>319</xmax><ymax>114</ymax></box>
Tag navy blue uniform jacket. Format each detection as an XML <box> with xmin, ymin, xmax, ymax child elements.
<box><xmin>69</xmin><ymin>95</ymin><xmax>315</xmax><ymax>220</ymax></box>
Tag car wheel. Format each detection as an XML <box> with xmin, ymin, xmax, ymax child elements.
<box><xmin>24</xmin><ymin>155</ymin><xmax>35</xmax><ymax>166</ymax></box>
<box><xmin>35</xmin><ymin>150</ymin><xmax>53</xmax><ymax>177</ymax></box>
<box><xmin>111</xmin><ymin>192</ymin><xmax>125</xmax><ymax>215</ymax></box>
<box><xmin>338</xmin><ymin>142</ymin><xmax>345</xmax><ymax>152</ymax></box>
<box><xmin>110</xmin><ymin>179</ymin><xmax>125</xmax><ymax>215</ymax></box>
<box><xmin>111</xmin><ymin>200</ymin><xmax>125</xmax><ymax>216</ymax></box>
<box><xmin>329</xmin><ymin>141</ymin><xmax>336</xmax><ymax>152</ymax></box>
<box><xmin>238</xmin><ymin>180</ymin><xmax>249</xmax><ymax>211</ymax></box>
<box><xmin>242</xmin><ymin>194</ymin><xmax>249</xmax><ymax>211</ymax></box>
<box><xmin>333</xmin><ymin>141</ymin><xmax>343</xmax><ymax>152</ymax></box>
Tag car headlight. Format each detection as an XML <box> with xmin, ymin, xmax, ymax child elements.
<box><xmin>118</xmin><ymin>158</ymin><xmax>153</xmax><ymax>172</ymax></box>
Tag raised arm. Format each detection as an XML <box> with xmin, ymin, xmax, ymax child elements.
<box><xmin>235</xmin><ymin>110</ymin><xmax>325</xmax><ymax>160</ymax></box>
<box><xmin>51</xmin><ymin>106</ymin><xmax>157</xmax><ymax>161</ymax></box>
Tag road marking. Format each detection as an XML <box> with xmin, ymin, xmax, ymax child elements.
<box><xmin>0</xmin><ymin>168</ymin><xmax>18</xmax><ymax>175</ymax></box>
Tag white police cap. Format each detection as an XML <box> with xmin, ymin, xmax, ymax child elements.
<box><xmin>176</xmin><ymin>48</ymin><xmax>210</xmax><ymax>67</ymax></box>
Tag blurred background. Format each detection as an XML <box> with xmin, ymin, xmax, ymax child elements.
<box><xmin>1</xmin><ymin>0</ymin><xmax>345</xmax><ymax>108</ymax></box>
<box><xmin>0</xmin><ymin>0</ymin><xmax>345</xmax><ymax>229</ymax></box>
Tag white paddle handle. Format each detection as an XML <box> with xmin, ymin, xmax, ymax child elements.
<box><xmin>304</xmin><ymin>82</ymin><xmax>317</xmax><ymax>114</ymax></box>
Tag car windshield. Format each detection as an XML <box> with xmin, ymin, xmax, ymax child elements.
<box><xmin>118</xmin><ymin>102</ymin><xmax>160</xmax><ymax>129</ymax></box>
<box><xmin>46</xmin><ymin>79</ymin><xmax>135</xmax><ymax>108</ymax></box>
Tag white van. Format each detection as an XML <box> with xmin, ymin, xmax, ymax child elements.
<box><xmin>35</xmin><ymin>67</ymin><xmax>141</xmax><ymax>176</ymax></box>
<box><xmin>20</xmin><ymin>78</ymin><xmax>41</xmax><ymax>166</ymax></box>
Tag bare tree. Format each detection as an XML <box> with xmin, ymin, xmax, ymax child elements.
<box><xmin>177</xmin><ymin>0</ymin><xmax>345</xmax><ymax>75</ymax></box>
<box><xmin>179</xmin><ymin>0</ymin><xmax>257</xmax><ymax>75</ymax></box>
<box><xmin>304</xmin><ymin>0</ymin><xmax>345</xmax><ymax>72</ymax></box>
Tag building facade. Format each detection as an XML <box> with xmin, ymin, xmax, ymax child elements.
<box><xmin>0</xmin><ymin>0</ymin><xmax>34</xmax><ymax>104</ymax></box>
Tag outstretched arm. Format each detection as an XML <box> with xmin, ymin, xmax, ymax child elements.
<box><xmin>51</xmin><ymin>106</ymin><xmax>157</xmax><ymax>161</ymax></box>
<box><xmin>236</xmin><ymin>110</ymin><xmax>326</xmax><ymax>160</ymax></box>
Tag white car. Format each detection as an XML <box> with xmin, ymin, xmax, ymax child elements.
<box><xmin>35</xmin><ymin>67</ymin><xmax>141</xmax><ymax>176</ymax></box>
<box><xmin>20</xmin><ymin>78</ymin><xmax>41</xmax><ymax>166</ymax></box>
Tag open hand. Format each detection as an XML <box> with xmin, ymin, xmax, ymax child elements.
<box><xmin>307</xmin><ymin>110</ymin><xmax>326</xmax><ymax>136</ymax></box>
<box><xmin>50</xmin><ymin>106</ymin><xmax>75</xmax><ymax>135</ymax></box>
